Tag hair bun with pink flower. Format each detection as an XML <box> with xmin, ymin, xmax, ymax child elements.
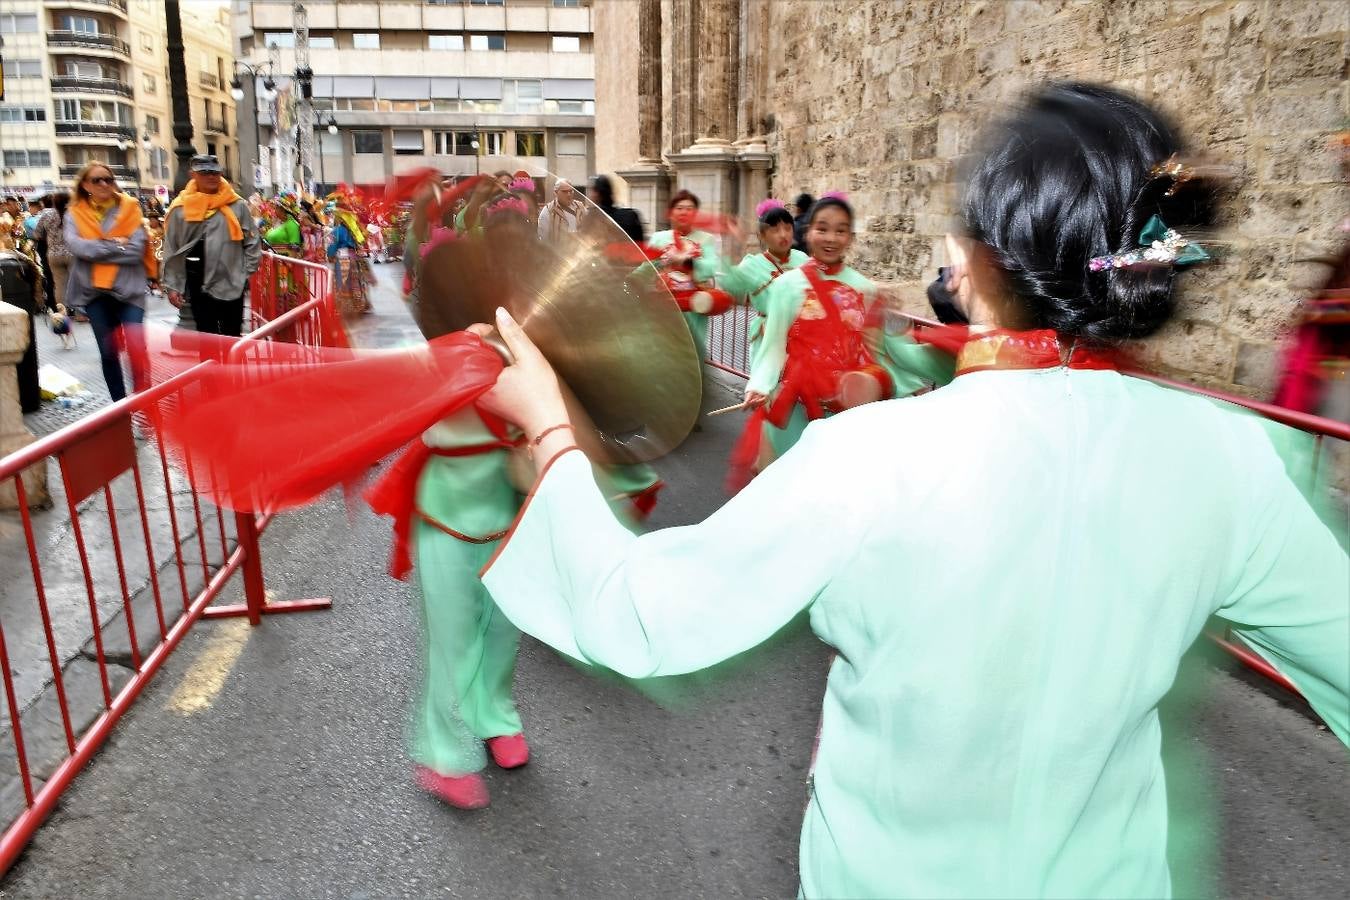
<box><xmin>755</xmin><ymin>198</ymin><xmax>787</xmax><ymax>219</ymax></box>
<box><xmin>508</xmin><ymin>177</ymin><xmax>536</xmax><ymax>193</ymax></box>
<box><xmin>820</xmin><ymin>190</ymin><xmax>849</xmax><ymax>202</ymax></box>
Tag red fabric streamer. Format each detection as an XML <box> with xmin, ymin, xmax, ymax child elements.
<box><xmin>137</xmin><ymin>327</ymin><xmax>504</xmax><ymax>515</ymax></box>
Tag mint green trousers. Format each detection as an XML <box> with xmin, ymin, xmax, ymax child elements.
<box><xmin>410</xmin><ymin>520</ymin><xmax>523</xmax><ymax>776</ymax></box>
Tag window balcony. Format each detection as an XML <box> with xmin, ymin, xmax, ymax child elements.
<box><xmin>53</xmin><ymin>120</ymin><xmax>136</xmax><ymax>140</ymax></box>
<box><xmin>199</xmin><ymin>71</ymin><xmax>220</xmax><ymax>90</ymax></box>
<box><xmin>48</xmin><ymin>31</ymin><xmax>131</xmax><ymax>57</ymax></box>
<box><xmin>204</xmin><ymin>115</ymin><xmax>229</xmax><ymax>135</ymax></box>
<box><xmin>58</xmin><ymin>163</ymin><xmax>139</xmax><ymax>181</ymax></box>
<box><xmin>50</xmin><ymin>75</ymin><xmax>134</xmax><ymax>99</ymax></box>
<box><xmin>47</xmin><ymin>0</ymin><xmax>128</xmax><ymax>17</ymax></box>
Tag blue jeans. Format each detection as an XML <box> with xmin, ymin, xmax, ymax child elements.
<box><xmin>84</xmin><ymin>292</ymin><xmax>147</xmax><ymax>401</ymax></box>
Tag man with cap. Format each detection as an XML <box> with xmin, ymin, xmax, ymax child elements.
<box><xmin>162</xmin><ymin>154</ymin><xmax>261</xmax><ymax>339</ymax></box>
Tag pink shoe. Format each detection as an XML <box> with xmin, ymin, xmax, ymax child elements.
<box><xmin>414</xmin><ymin>765</ymin><xmax>489</xmax><ymax>809</ymax></box>
<box><xmin>485</xmin><ymin>733</ymin><xmax>530</xmax><ymax>769</ymax></box>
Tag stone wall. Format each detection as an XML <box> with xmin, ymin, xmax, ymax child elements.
<box><xmin>764</xmin><ymin>0</ymin><xmax>1348</xmax><ymax>395</ymax></box>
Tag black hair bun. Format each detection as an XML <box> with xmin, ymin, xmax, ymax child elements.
<box><xmin>963</xmin><ymin>81</ymin><xmax>1219</xmax><ymax>343</ymax></box>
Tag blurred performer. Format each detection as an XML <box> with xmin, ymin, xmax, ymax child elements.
<box><xmin>327</xmin><ymin>188</ymin><xmax>373</xmax><ymax>317</ymax></box>
<box><xmin>647</xmin><ymin>189</ymin><xmax>733</xmax><ymax>362</ymax></box>
<box><xmin>262</xmin><ymin>192</ymin><xmax>304</xmax><ymax>256</ymax></box>
<box><xmin>473</xmin><ymin>82</ymin><xmax>1348</xmax><ymax>900</ymax></box>
<box><xmin>372</xmin><ymin>193</ymin><xmax>661</xmax><ymax>810</ymax></box>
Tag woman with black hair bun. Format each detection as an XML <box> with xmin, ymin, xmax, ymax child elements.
<box><xmin>473</xmin><ymin>82</ymin><xmax>1348</xmax><ymax>898</ymax></box>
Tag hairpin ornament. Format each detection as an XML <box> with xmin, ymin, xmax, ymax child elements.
<box><xmin>1089</xmin><ymin>215</ymin><xmax>1211</xmax><ymax>272</ymax></box>
<box><xmin>1149</xmin><ymin>154</ymin><xmax>1196</xmax><ymax>197</ymax></box>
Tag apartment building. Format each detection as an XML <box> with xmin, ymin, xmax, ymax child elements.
<box><xmin>232</xmin><ymin>0</ymin><xmax>596</xmax><ymax>195</ymax></box>
<box><xmin>0</xmin><ymin>0</ymin><xmax>239</xmax><ymax>198</ymax></box>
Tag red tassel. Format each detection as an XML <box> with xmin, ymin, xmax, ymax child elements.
<box><xmin>726</xmin><ymin>407</ymin><xmax>768</xmax><ymax>495</ymax></box>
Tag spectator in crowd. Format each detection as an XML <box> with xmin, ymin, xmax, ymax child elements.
<box><xmin>791</xmin><ymin>192</ymin><xmax>815</xmax><ymax>253</ymax></box>
<box><xmin>22</xmin><ymin>199</ymin><xmax>43</xmax><ymax>239</ymax></box>
<box><xmin>161</xmin><ymin>154</ymin><xmax>261</xmax><ymax>338</ymax></box>
<box><xmin>537</xmin><ymin>179</ymin><xmax>585</xmax><ymax>243</ymax></box>
<box><xmin>586</xmin><ymin>175</ymin><xmax>645</xmax><ymax>244</ymax></box>
<box><xmin>63</xmin><ymin>162</ymin><xmax>157</xmax><ymax>400</ymax></box>
<box><xmin>36</xmin><ymin>193</ymin><xmax>74</xmax><ymax>317</ymax></box>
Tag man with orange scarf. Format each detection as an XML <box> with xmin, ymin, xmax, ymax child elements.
<box><xmin>161</xmin><ymin>155</ymin><xmax>261</xmax><ymax>338</ymax></box>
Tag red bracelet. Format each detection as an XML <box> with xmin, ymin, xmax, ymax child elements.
<box><xmin>530</xmin><ymin>423</ymin><xmax>573</xmax><ymax>447</ymax></box>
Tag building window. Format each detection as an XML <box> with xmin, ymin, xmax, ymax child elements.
<box><xmin>428</xmin><ymin>34</ymin><xmax>463</xmax><ymax>51</ymax></box>
<box><xmin>352</xmin><ymin>130</ymin><xmax>384</xmax><ymax>154</ymax></box>
<box><xmin>0</xmin><ymin>106</ymin><xmax>47</xmax><ymax>123</ymax></box>
<box><xmin>319</xmin><ymin>130</ymin><xmax>342</xmax><ymax>156</ymax></box>
<box><xmin>553</xmin><ymin>0</ymin><xmax>582</xmax><ymax>7</ymax></box>
<box><xmin>263</xmin><ymin>32</ymin><xmax>295</xmax><ymax>49</ymax></box>
<box><xmin>0</xmin><ymin>13</ymin><xmax>39</xmax><ymax>33</ymax></box>
<box><xmin>57</xmin><ymin>98</ymin><xmax>132</xmax><ymax>124</ymax></box>
<box><xmin>551</xmin><ymin>35</ymin><xmax>581</xmax><ymax>53</ymax></box>
<box><xmin>63</xmin><ymin>15</ymin><xmax>101</xmax><ymax>34</ymax></box>
<box><xmin>353</xmin><ymin>33</ymin><xmax>380</xmax><ymax>49</ymax></box>
<box><xmin>66</xmin><ymin>60</ymin><xmax>105</xmax><ymax>79</ymax></box>
<box><xmin>309</xmin><ymin>34</ymin><xmax>335</xmax><ymax>49</ymax></box>
<box><xmin>515</xmin><ymin>131</ymin><xmax>545</xmax><ymax>157</ymax></box>
<box><xmin>2</xmin><ymin>150</ymin><xmax>52</xmax><ymax>168</ymax></box>
<box><xmin>469</xmin><ymin>34</ymin><xmax>505</xmax><ymax>51</ymax></box>
<box><xmin>470</xmin><ymin>0</ymin><xmax>505</xmax><ymax>5</ymax></box>
<box><xmin>479</xmin><ymin>131</ymin><xmax>505</xmax><ymax>155</ymax></box>
<box><xmin>143</xmin><ymin>73</ymin><xmax>157</xmax><ymax>93</ymax></box>
<box><xmin>1</xmin><ymin>59</ymin><xmax>42</xmax><ymax>78</ymax></box>
<box><xmin>392</xmin><ymin>130</ymin><xmax>424</xmax><ymax>156</ymax></box>
<box><xmin>140</xmin><ymin>31</ymin><xmax>154</xmax><ymax>51</ymax></box>
<box><xmin>556</xmin><ymin>133</ymin><xmax>587</xmax><ymax>157</ymax></box>
<box><xmin>345</xmin><ymin>98</ymin><xmax>377</xmax><ymax>112</ymax></box>
<box><xmin>145</xmin><ymin>114</ymin><xmax>160</xmax><ymax>134</ymax></box>
<box><xmin>505</xmin><ymin>79</ymin><xmax>542</xmax><ymax>111</ymax></box>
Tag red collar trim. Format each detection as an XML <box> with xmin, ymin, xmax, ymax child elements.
<box><xmin>764</xmin><ymin>251</ymin><xmax>791</xmax><ymax>269</ymax></box>
<box><xmin>954</xmin><ymin>329</ymin><xmax>1119</xmax><ymax>376</ymax></box>
<box><xmin>808</xmin><ymin>259</ymin><xmax>844</xmax><ymax>276</ymax></box>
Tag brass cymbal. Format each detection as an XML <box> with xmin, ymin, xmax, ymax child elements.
<box><xmin>417</xmin><ymin>202</ymin><xmax>702</xmax><ymax>463</ymax></box>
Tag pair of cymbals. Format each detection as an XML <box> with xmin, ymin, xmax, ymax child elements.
<box><xmin>416</xmin><ymin>204</ymin><xmax>703</xmax><ymax>464</ymax></box>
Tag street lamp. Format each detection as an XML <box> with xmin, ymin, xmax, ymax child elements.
<box><xmin>315</xmin><ymin>113</ymin><xmax>337</xmax><ymax>193</ymax></box>
<box><xmin>231</xmin><ymin>61</ymin><xmax>277</xmax><ymax>196</ymax></box>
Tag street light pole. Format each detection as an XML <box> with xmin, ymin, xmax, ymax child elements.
<box><xmin>230</xmin><ymin>62</ymin><xmax>276</xmax><ymax>198</ymax></box>
<box><xmin>163</xmin><ymin>0</ymin><xmax>197</xmax><ymax>194</ymax></box>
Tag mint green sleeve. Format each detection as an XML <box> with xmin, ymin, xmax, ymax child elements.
<box><xmin>481</xmin><ymin>425</ymin><xmax>860</xmax><ymax>678</ymax></box>
<box><xmin>746</xmin><ymin>272</ymin><xmax>800</xmax><ymax>396</ymax></box>
<box><xmin>877</xmin><ymin>332</ymin><xmax>957</xmax><ymax>397</ymax></box>
<box><xmin>692</xmin><ymin>234</ymin><xmax>722</xmax><ymax>283</ymax></box>
<box><xmin>717</xmin><ymin>255</ymin><xmax>760</xmax><ymax>300</ymax></box>
<box><xmin>1214</xmin><ymin>446</ymin><xmax>1350</xmax><ymax>744</ymax></box>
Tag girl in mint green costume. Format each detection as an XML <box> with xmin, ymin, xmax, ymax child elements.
<box><xmin>717</xmin><ymin>199</ymin><xmax>810</xmax><ymax>348</ymax></box>
<box><xmin>475</xmin><ymin>83</ymin><xmax>1349</xmax><ymax>899</ymax></box>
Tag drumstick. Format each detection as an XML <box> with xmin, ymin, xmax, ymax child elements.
<box><xmin>708</xmin><ymin>400</ymin><xmax>753</xmax><ymax>417</ymax></box>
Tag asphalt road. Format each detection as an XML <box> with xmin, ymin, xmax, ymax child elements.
<box><xmin>2</xmin><ymin>266</ymin><xmax>1345</xmax><ymax>898</ymax></box>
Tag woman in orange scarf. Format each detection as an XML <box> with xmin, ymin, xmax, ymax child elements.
<box><xmin>62</xmin><ymin>161</ymin><xmax>155</xmax><ymax>400</ymax></box>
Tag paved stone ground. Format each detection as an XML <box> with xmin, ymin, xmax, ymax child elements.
<box><xmin>1</xmin><ymin>264</ymin><xmax>1346</xmax><ymax>897</ymax></box>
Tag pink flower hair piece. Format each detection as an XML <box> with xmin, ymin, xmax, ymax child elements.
<box><xmin>485</xmin><ymin>196</ymin><xmax>530</xmax><ymax>218</ymax></box>
<box><xmin>820</xmin><ymin>190</ymin><xmax>849</xmax><ymax>202</ymax></box>
<box><xmin>755</xmin><ymin>198</ymin><xmax>787</xmax><ymax>219</ymax></box>
<box><xmin>508</xmin><ymin>177</ymin><xmax>536</xmax><ymax>193</ymax></box>
<box><xmin>420</xmin><ymin>225</ymin><xmax>458</xmax><ymax>259</ymax></box>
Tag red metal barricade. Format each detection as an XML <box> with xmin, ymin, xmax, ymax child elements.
<box><xmin>0</xmin><ymin>254</ymin><xmax>341</xmax><ymax>872</ymax></box>
<box><xmin>248</xmin><ymin>253</ymin><xmax>333</xmax><ymax>333</ymax></box>
<box><xmin>707</xmin><ymin>306</ymin><xmax>1348</xmax><ymax>699</ymax></box>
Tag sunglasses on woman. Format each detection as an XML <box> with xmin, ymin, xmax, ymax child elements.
<box><xmin>86</xmin><ymin>176</ymin><xmax>116</xmax><ymax>186</ymax></box>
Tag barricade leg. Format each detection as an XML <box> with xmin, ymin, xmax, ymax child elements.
<box><xmin>201</xmin><ymin>511</ymin><xmax>332</xmax><ymax>623</ymax></box>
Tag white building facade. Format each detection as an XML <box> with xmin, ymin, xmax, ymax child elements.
<box><xmin>232</xmin><ymin>0</ymin><xmax>596</xmax><ymax>196</ymax></box>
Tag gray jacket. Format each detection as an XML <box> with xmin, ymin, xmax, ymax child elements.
<box><xmin>63</xmin><ymin>200</ymin><xmax>150</xmax><ymax>308</ymax></box>
<box><xmin>161</xmin><ymin>196</ymin><xmax>261</xmax><ymax>300</ymax></box>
